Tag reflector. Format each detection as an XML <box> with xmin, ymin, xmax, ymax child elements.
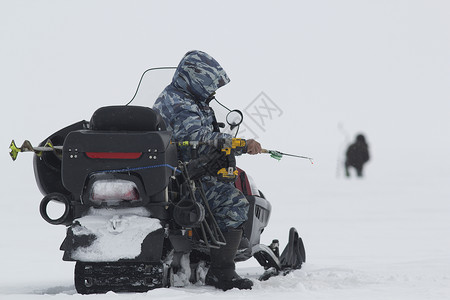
<box><xmin>86</xmin><ymin>152</ymin><xmax>142</xmax><ymax>159</ymax></box>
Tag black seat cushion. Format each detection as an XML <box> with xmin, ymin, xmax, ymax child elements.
<box><xmin>90</xmin><ymin>106</ymin><xmax>167</xmax><ymax>131</ymax></box>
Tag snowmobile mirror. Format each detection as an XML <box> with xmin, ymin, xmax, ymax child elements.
<box><xmin>226</xmin><ymin>110</ymin><xmax>243</xmax><ymax>130</ymax></box>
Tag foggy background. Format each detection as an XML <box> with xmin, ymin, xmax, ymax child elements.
<box><xmin>1</xmin><ymin>1</ymin><xmax>449</xmax><ymax>298</ymax></box>
<box><xmin>2</xmin><ymin>1</ymin><xmax>449</xmax><ymax>180</ymax></box>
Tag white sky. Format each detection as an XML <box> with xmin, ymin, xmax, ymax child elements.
<box><xmin>1</xmin><ymin>0</ymin><xmax>450</xmax><ymax>184</ymax></box>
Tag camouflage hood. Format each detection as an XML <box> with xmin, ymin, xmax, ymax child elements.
<box><xmin>172</xmin><ymin>50</ymin><xmax>230</xmax><ymax>101</ymax></box>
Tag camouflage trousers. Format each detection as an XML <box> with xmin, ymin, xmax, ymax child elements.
<box><xmin>196</xmin><ymin>176</ymin><xmax>249</xmax><ymax>231</ymax></box>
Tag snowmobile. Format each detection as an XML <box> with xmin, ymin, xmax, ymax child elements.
<box><xmin>10</xmin><ymin>105</ymin><xmax>306</xmax><ymax>294</ymax></box>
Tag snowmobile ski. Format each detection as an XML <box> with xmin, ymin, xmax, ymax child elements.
<box><xmin>257</xmin><ymin>228</ymin><xmax>306</xmax><ymax>281</ymax></box>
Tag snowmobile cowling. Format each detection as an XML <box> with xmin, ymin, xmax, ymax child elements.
<box><xmin>61</xmin><ymin>129</ymin><xmax>176</xmax><ymax>206</ymax></box>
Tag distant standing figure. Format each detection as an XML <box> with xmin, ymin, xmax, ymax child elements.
<box><xmin>345</xmin><ymin>134</ymin><xmax>370</xmax><ymax>177</ymax></box>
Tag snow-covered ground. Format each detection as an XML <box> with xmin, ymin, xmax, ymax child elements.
<box><xmin>1</xmin><ymin>1</ymin><xmax>449</xmax><ymax>299</ymax></box>
<box><xmin>1</xmin><ymin>160</ymin><xmax>449</xmax><ymax>299</ymax></box>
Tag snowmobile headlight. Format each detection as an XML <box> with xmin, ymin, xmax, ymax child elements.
<box><xmin>91</xmin><ymin>179</ymin><xmax>140</xmax><ymax>205</ymax></box>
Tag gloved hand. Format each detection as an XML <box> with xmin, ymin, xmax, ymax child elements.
<box><xmin>245</xmin><ymin>139</ymin><xmax>262</xmax><ymax>155</ymax></box>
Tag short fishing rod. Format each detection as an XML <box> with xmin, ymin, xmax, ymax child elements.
<box><xmin>261</xmin><ymin>149</ymin><xmax>314</xmax><ymax>164</ymax></box>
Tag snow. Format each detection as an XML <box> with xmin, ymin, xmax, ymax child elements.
<box><xmin>1</xmin><ymin>0</ymin><xmax>450</xmax><ymax>299</ymax></box>
<box><xmin>70</xmin><ymin>208</ymin><xmax>161</xmax><ymax>261</ymax></box>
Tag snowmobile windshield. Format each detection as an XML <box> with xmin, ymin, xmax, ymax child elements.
<box><xmin>172</xmin><ymin>50</ymin><xmax>230</xmax><ymax>102</ymax></box>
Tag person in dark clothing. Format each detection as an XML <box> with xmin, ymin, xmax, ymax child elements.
<box><xmin>345</xmin><ymin>134</ymin><xmax>370</xmax><ymax>177</ymax></box>
<box><xmin>153</xmin><ymin>50</ymin><xmax>259</xmax><ymax>291</ymax></box>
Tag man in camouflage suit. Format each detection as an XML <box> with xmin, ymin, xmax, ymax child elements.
<box><xmin>153</xmin><ymin>50</ymin><xmax>261</xmax><ymax>291</ymax></box>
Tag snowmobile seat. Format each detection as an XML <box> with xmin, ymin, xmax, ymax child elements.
<box><xmin>89</xmin><ymin>105</ymin><xmax>167</xmax><ymax>132</ymax></box>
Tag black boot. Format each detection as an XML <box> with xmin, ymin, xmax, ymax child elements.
<box><xmin>205</xmin><ymin>229</ymin><xmax>253</xmax><ymax>291</ymax></box>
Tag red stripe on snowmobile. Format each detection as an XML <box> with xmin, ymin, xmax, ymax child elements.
<box><xmin>85</xmin><ymin>152</ymin><xmax>142</xmax><ymax>159</ymax></box>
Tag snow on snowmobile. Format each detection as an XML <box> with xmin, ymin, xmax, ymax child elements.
<box><xmin>10</xmin><ymin>105</ymin><xmax>306</xmax><ymax>294</ymax></box>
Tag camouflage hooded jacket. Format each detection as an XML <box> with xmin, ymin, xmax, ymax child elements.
<box><xmin>153</xmin><ymin>50</ymin><xmax>233</xmax><ymax>159</ymax></box>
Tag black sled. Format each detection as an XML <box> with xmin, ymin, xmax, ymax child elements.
<box><xmin>30</xmin><ymin>105</ymin><xmax>305</xmax><ymax>294</ymax></box>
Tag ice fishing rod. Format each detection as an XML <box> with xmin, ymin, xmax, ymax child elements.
<box><xmin>176</xmin><ymin>138</ymin><xmax>313</xmax><ymax>163</ymax></box>
<box><xmin>125</xmin><ymin>66</ymin><xmax>177</xmax><ymax>106</ymax></box>
<box><xmin>261</xmin><ymin>149</ymin><xmax>314</xmax><ymax>164</ymax></box>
